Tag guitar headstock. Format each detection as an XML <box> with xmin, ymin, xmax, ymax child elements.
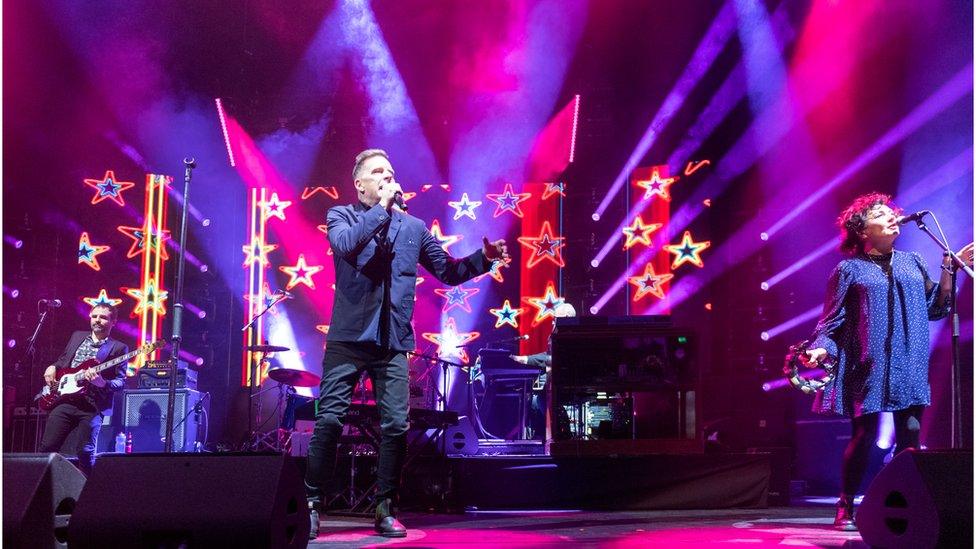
<box><xmin>140</xmin><ymin>340</ymin><xmax>166</xmax><ymax>354</ymax></box>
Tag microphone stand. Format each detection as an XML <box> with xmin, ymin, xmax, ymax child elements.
<box><xmin>911</xmin><ymin>216</ymin><xmax>974</xmax><ymax>449</ymax></box>
<box><xmin>240</xmin><ymin>293</ymin><xmax>289</xmax><ymax>447</ymax></box>
<box><xmin>16</xmin><ymin>302</ymin><xmax>55</xmax><ymax>451</ymax></box>
<box><xmin>164</xmin><ymin>158</ymin><xmax>196</xmax><ymax>452</ymax></box>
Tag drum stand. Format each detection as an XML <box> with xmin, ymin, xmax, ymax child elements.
<box><xmin>246</xmin><ymin>356</ymin><xmax>291</xmax><ymax>452</ymax></box>
<box><xmin>328</xmin><ymin>371</ymin><xmax>371</xmax><ymax>511</ymax></box>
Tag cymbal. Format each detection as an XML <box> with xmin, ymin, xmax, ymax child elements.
<box><xmin>267</xmin><ymin>367</ymin><xmax>320</xmax><ymax>387</ymax></box>
<box><xmin>247</xmin><ymin>344</ymin><xmax>290</xmax><ymax>353</ymax></box>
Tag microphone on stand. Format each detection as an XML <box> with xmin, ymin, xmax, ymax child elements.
<box><xmin>275</xmin><ymin>290</ymin><xmax>295</xmax><ymax>299</ymax></box>
<box><xmin>897</xmin><ymin>210</ymin><xmax>930</xmax><ymax>225</ymax></box>
<box><xmin>39</xmin><ymin>299</ymin><xmax>63</xmax><ymax>308</ymax></box>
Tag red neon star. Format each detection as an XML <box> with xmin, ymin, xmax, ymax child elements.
<box><xmin>517</xmin><ymin>221</ymin><xmax>566</xmax><ymax>268</ymax></box>
<box><xmin>524</xmin><ymin>282</ymin><xmax>565</xmax><ymax>326</ymax></box>
<box><xmin>635</xmin><ymin>168</ymin><xmax>677</xmax><ymax>202</ymax></box>
<box><xmin>628</xmin><ymin>263</ymin><xmax>674</xmax><ymax>301</ymax></box>
<box><xmin>664</xmin><ymin>231</ymin><xmax>711</xmax><ymax>269</ymax></box>
<box><xmin>78</xmin><ymin>232</ymin><xmax>111</xmax><ymax>271</ymax></box>
<box><xmin>84</xmin><ymin>170</ymin><xmax>135</xmax><ymax>206</ymax></box>
<box><xmin>621</xmin><ymin>215</ymin><xmax>662</xmax><ymax>250</ymax></box>
<box><xmin>486</xmin><ymin>183</ymin><xmax>532</xmax><ymax>218</ymax></box>
<box><xmin>117</xmin><ymin>220</ymin><xmax>171</xmax><ymax>260</ymax></box>
<box><xmin>279</xmin><ymin>254</ymin><xmax>324</xmax><ymax>290</ymax></box>
<box><xmin>541</xmin><ymin>182</ymin><xmax>566</xmax><ymax>200</ymax></box>
<box><xmin>429</xmin><ymin>219</ymin><xmax>462</xmax><ymax>252</ymax></box>
<box><xmin>433</xmin><ymin>284</ymin><xmax>480</xmax><ymax>313</ymax></box>
<box><xmin>301</xmin><ymin>186</ymin><xmax>340</xmax><ymax>200</ymax></box>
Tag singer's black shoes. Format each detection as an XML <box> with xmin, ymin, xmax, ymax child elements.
<box><xmin>374</xmin><ymin>498</ymin><xmax>407</xmax><ymax>538</ymax></box>
<box><xmin>833</xmin><ymin>494</ymin><xmax>857</xmax><ymax>531</ymax></box>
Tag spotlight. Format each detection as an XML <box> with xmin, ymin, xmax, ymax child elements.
<box><xmin>195</xmin><ymin>357</ymin><xmax>205</xmax><ymax>366</ymax></box>
<box><xmin>198</xmin><ymin>310</ymin><xmax>207</xmax><ymax>319</ymax></box>
<box><xmin>202</xmin><ymin>218</ymin><xmax>212</xmax><ymax>227</ymax></box>
<box><xmin>590</xmin><ymin>259</ymin><xmax>599</xmax><ymax>268</ymax></box>
<box><xmin>200</xmin><ymin>264</ymin><xmax>209</xmax><ymax>273</ymax></box>
<box><xmin>7</xmin><ymin>339</ymin><xmax>16</xmax><ymax>348</ymax></box>
<box><xmin>11</xmin><ymin>289</ymin><xmax>19</xmax><ymax>298</ymax></box>
<box><xmin>760</xmin><ymin>282</ymin><xmax>769</xmax><ymax>291</ymax></box>
<box><xmin>14</xmin><ymin>240</ymin><xmax>23</xmax><ymax>249</ymax></box>
<box><xmin>589</xmin><ymin>306</ymin><xmax>599</xmax><ymax>315</ymax></box>
<box><xmin>760</xmin><ymin>232</ymin><xmax>769</xmax><ymax>241</ymax></box>
<box><xmin>760</xmin><ymin>331</ymin><xmax>770</xmax><ymax>341</ymax></box>
<box><xmin>591</xmin><ymin>213</ymin><xmax>600</xmax><ymax>221</ymax></box>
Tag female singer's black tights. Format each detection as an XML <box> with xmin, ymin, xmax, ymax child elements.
<box><xmin>841</xmin><ymin>406</ymin><xmax>924</xmax><ymax>496</ymax></box>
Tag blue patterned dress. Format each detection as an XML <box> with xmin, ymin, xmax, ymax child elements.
<box><xmin>810</xmin><ymin>250</ymin><xmax>949</xmax><ymax>417</ymax></box>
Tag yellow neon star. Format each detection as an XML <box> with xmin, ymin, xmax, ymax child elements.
<box><xmin>635</xmin><ymin>168</ymin><xmax>677</xmax><ymax>202</ymax></box>
<box><xmin>242</xmin><ymin>236</ymin><xmax>279</xmax><ymax>268</ymax></box>
<box><xmin>621</xmin><ymin>216</ymin><xmax>663</xmax><ymax>250</ymax></box>
<box><xmin>279</xmin><ymin>254</ymin><xmax>324</xmax><ymax>290</ymax></box>
<box><xmin>664</xmin><ymin>231</ymin><xmax>711</xmax><ymax>269</ymax></box>
<box><xmin>628</xmin><ymin>263</ymin><xmax>674</xmax><ymax>301</ymax></box>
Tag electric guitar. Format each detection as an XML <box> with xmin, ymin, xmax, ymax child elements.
<box><xmin>38</xmin><ymin>340</ymin><xmax>164</xmax><ymax>411</ymax></box>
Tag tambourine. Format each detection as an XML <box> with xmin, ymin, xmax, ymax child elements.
<box><xmin>783</xmin><ymin>339</ymin><xmax>837</xmax><ymax>394</ymax></box>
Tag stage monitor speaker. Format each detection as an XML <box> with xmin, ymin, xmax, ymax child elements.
<box><xmin>122</xmin><ymin>388</ymin><xmax>204</xmax><ymax>452</ymax></box>
<box><xmin>857</xmin><ymin>449</ymin><xmax>973</xmax><ymax>549</ymax></box>
<box><xmin>2</xmin><ymin>453</ymin><xmax>86</xmax><ymax>549</ymax></box>
<box><xmin>66</xmin><ymin>453</ymin><xmax>309</xmax><ymax>548</ymax></box>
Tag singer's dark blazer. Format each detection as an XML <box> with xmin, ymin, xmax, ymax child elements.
<box><xmin>326</xmin><ymin>202</ymin><xmax>492</xmax><ymax>351</ymax></box>
<box><xmin>53</xmin><ymin>331</ymin><xmax>128</xmax><ymax>413</ymax></box>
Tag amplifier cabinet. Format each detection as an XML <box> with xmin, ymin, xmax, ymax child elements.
<box><xmin>121</xmin><ymin>389</ymin><xmax>205</xmax><ymax>452</ymax></box>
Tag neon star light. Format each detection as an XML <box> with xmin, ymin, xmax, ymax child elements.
<box><xmin>621</xmin><ymin>215</ymin><xmax>662</xmax><ymax>250</ymax></box>
<box><xmin>628</xmin><ymin>263</ymin><xmax>674</xmax><ymax>301</ymax></box>
<box><xmin>301</xmin><ymin>186</ymin><xmax>339</xmax><ymax>200</ymax></box>
<box><xmin>489</xmin><ymin>299</ymin><xmax>524</xmax><ymax>329</ymax></box>
<box><xmin>664</xmin><ymin>231</ymin><xmax>711</xmax><ymax>269</ymax></box>
<box><xmin>421</xmin><ymin>317</ymin><xmax>480</xmax><ymax>364</ymax></box>
<box><xmin>83</xmin><ymin>289</ymin><xmax>123</xmax><ymax>308</ymax></box>
<box><xmin>118</xmin><ymin>220</ymin><xmax>171</xmax><ymax>260</ymax></box>
<box><xmin>447</xmin><ymin>193</ymin><xmax>482</xmax><ymax>221</ymax></box>
<box><xmin>279</xmin><ymin>254</ymin><xmax>324</xmax><ymax>290</ymax></box>
<box><xmin>243</xmin><ymin>282</ymin><xmax>281</xmax><ymax>317</ymax></box>
<box><xmin>541</xmin><ymin>182</ymin><xmax>566</xmax><ymax>200</ymax></box>
<box><xmin>524</xmin><ymin>282</ymin><xmax>566</xmax><ymax>326</ymax></box>
<box><xmin>433</xmin><ymin>285</ymin><xmax>480</xmax><ymax>313</ymax></box>
<box><xmin>517</xmin><ymin>221</ymin><xmax>566</xmax><ymax>268</ymax></box>
<box><xmin>84</xmin><ymin>170</ymin><xmax>135</xmax><ymax>206</ymax></box>
<box><xmin>486</xmin><ymin>183</ymin><xmax>532</xmax><ymax>218</ymax></box>
<box><xmin>636</xmin><ymin>168</ymin><xmax>677</xmax><ymax>202</ymax></box>
<box><xmin>315</xmin><ymin>325</ymin><xmax>330</xmax><ymax>335</ymax></box>
<box><xmin>124</xmin><ymin>278</ymin><xmax>169</xmax><ymax>316</ymax></box>
<box><xmin>429</xmin><ymin>219</ymin><xmax>462</xmax><ymax>252</ymax></box>
<box><xmin>78</xmin><ymin>232</ymin><xmax>110</xmax><ymax>271</ymax></box>
<box><xmin>261</xmin><ymin>192</ymin><xmax>292</xmax><ymax>221</ymax></box>
<box><xmin>242</xmin><ymin>236</ymin><xmax>279</xmax><ymax>268</ymax></box>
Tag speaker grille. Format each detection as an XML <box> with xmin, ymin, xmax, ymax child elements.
<box><xmin>122</xmin><ymin>389</ymin><xmax>200</xmax><ymax>452</ymax></box>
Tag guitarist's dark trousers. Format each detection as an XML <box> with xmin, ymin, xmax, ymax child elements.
<box><xmin>39</xmin><ymin>400</ymin><xmax>102</xmax><ymax>475</ymax></box>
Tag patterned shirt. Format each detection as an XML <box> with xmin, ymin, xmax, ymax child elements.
<box><xmin>70</xmin><ymin>334</ymin><xmax>108</xmax><ymax>368</ymax></box>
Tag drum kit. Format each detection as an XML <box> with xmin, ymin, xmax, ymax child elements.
<box><xmin>245</xmin><ymin>343</ymin><xmax>320</xmax><ymax>452</ymax></box>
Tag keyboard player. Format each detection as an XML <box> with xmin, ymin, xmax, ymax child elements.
<box><xmin>510</xmin><ymin>302</ymin><xmax>576</xmax><ymax>439</ymax></box>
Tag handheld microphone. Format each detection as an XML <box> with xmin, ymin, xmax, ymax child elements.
<box><xmin>276</xmin><ymin>290</ymin><xmax>294</xmax><ymax>299</ymax></box>
<box><xmin>897</xmin><ymin>210</ymin><xmax>930</xmax><ymax>225</ymax></box>
<box><xmin>393</xmin><ymin>191</ymin><xmax>408</xmax><ymax>212</ymax></box>
<box><xmin>40</xmin><ymin>299</ymin><xmax>63</xmax><ymax>308</ymax></box>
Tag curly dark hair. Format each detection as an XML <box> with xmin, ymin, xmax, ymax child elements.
<box><xmin>91</xmin><ymin>303</ymin><xmax>119</xmax><ymax>322</ymax></box>
<box><xmin>837</xmin><ymin>192</ymin><xmax>901</xmax><ymax>255</ymax></box>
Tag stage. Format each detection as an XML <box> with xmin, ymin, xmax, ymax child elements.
<box><xmin>309</xmin><ymin>506</ymin><xmax>867</xmax><ymax>548</ymax></box>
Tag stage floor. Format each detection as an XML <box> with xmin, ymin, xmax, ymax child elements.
<box><xmin>310</xmin><ymin>504</ymin><xmax>868</xmax><ymax>547</ymax></box>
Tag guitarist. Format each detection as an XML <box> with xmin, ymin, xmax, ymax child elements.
<box><xmin>39</xmin><ymin>304</ymin><xmax>128</xmax><ymax>475</ymax></box>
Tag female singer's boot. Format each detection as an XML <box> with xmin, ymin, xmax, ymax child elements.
<box><xmin>833</xmin><ymin>494</ymin><xmax>856</xmax><ymax>531</ymax></box>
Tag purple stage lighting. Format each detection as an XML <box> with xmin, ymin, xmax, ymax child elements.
<box><xmin>591</xmin><ymin>2</ymin><xmax>738</xmax><ymax>221</ymax></box>
<box><xmin>4</xmin><ymin>235</ymin><xmax>24</xmax><ymax>248</ymax></box>
<box><xmin>3</xmin><ymin>286</ymin><xmax>20</xmax><ymax>299</ymax></box>
<box><xmin>764</xmin><ymin>64</ymin><xmax>973</xmax><ymax>239</ymax></box>
<box><xmin>215</xmin><ymin>98</ymin><xmax>236</xmax><ymax>167</ymax></box>
<box><xmin>184</xmin><ymin>302</ymin><xmax>207</xmax><ymax>319</ymax></box>
<box><xmin>763</xmin><ymin>239</ymin><xmax>836</xmax><ymax>291</ymax></box>
<box><xmin>760</xmin><ymin>305</ymin><xmax>821</xmax><ymax>341</ymax></box>
<box><xmin>7</xmin><ymin>339</ymin><xmax>16</xmax><ymax>349</ymax></box>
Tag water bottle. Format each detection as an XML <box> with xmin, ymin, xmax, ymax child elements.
<box><xmin>125</xmin><ymin>431</ymin><xmax>133</xmax><ymax>454</ymax></box>
<box><xmin>114</xmin><ymin>432</ymin><xmax>126</xmax><ymax>453</ymax></box>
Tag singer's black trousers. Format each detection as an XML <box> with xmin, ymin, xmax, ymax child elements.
<box><xmin>305</xmin><ymin>341</ymin><xmax>409</xmax><ymax>506</ymax></box>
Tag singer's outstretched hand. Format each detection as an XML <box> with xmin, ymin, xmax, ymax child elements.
<box><xmin>957</xmin><ymin>242</ymin><xmax>974</xmax><ymax>268</ymax></box>
<box><xmin>482</xmin><ymin>237</ymin><xmax>509</xmax><ymax>261</ymax></box>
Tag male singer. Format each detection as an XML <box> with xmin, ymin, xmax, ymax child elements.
<box><xmin>305</xmin><ymin>149</ymin><xmax>509</xmax><ymax>538</ymax></box>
